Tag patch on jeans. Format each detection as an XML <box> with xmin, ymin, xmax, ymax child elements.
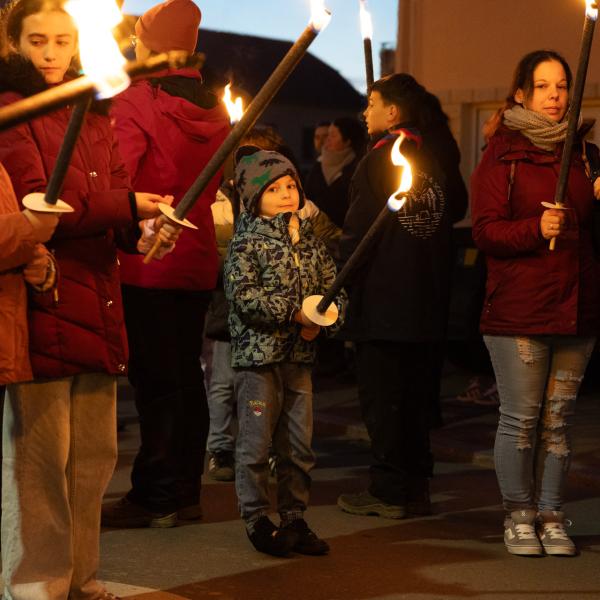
<box><xmin>249</xmin><ymin>399</ymin><xmax>266</xmax><ymax>417</ymax></box>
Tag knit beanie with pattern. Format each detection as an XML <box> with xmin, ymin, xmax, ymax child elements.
<box><xmin>135</xmin><ymin>0</ymin><xmax>201</xmax><ymax>54</ymax></box>
<box><xmin>234</xmin><ymin>147</ymin><xmax>304</xmax><ymax>215</ymax></box>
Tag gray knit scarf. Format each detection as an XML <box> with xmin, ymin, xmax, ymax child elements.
<box><xmin>503</xmin><ymin>105</ymin><xmax>577</xmax><ymax>152</ymax></box>
<box><xmin>320</xmin><ymin>146</ymin><xmax>356</xmax><ymax>185</ymax></box>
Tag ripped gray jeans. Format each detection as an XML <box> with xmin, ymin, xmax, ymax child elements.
<box><xmin>484</xmin><ymin>335</ymin><xmax>595</xmax><ymax>512</ymax></box>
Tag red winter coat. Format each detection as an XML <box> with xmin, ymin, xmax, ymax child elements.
<box><xmin>471</xmin><ymin>126</ymin><xmax>600</xmax><ymax>336</ymax></box>
<box><xmin>0</xmin><ymin>92</ymin><xmax>135</xmax><ymax>379</ymax></box>
<box><xmin>111</xmin><ymin>69</ymin><xmax>230</xmax><ymax>290</ymax></box>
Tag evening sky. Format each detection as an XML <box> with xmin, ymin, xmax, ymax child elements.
<box><xmin>121</xmin><ymin>0</ymin><xmax>398</xmax><ymax>92</ymax></box>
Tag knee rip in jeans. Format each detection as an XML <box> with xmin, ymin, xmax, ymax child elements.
<box><xmin>515</xmin><ymin>337</ymin><xmax>535</xmax><ymax>364</ymax></box>
<box><xmin>540</xmin><ymin>371</ymin><xmax>579</xmax><ymax>457</ymax></box>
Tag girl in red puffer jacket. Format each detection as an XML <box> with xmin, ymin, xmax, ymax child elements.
<box><xmin>0</xmin><ymin>1</ymin><xmax>179</xmax><ymax>598</ymax></box>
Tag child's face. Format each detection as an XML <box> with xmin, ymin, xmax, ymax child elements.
<box><xmin>17</xmin><ymin>11</ymin><xmax>77</xmax><ymax>84</ymax></box>
<box><xmin>258</xmin><ymin>175</ymin><xmax>300</xmax><ymax>218</ymax></box>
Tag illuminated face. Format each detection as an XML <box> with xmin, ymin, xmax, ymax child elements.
<box><xmin>18</xmin><ymin>11</ymin><xmax>77</xmax><ymax>84</ymax></box>
<box><xmin>515</xmin><ymin>60</ymin><xmax>569</xmax><ymax>123</ymax></box>
<box><xmin>313</xmin><ymin>124</ymin><xmax>329</xmax><ymax>154</ymax></box>
<box><xmin>258</xmin><ymin>175</ymin><xmax>300</xmax><ymax>218</ymax></box>
<box><xmin>325</xmin><ymin>124</ymin><xmax>351</xmax><ymax>152</ymax></box>
<box><xmin>363</xmin><ymin>90</ymin><xmax>400</xmax><ymax>135</ymax></box>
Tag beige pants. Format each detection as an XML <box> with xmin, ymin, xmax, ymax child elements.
<box><xmin>2</xmin><ymin>374</ymin><xmax>117</xmax><ymax>600</ymax></box>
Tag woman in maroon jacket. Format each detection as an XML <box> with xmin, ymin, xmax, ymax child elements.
<box><xmin>471</xmin><ymin>50</ymin><xmax>600</xmax><ymax>558</ymax></box>
<box><xmin>0</xmin><ymin>1</ymin><xmax>177</xmax><ymax>598</ymax></box>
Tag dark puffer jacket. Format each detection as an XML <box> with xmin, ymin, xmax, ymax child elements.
<box><xmin>0</xmin><ymin>59</ymin><xmax>136</xmax><ymax>378</ymax></box>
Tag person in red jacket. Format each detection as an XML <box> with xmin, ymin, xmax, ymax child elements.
<box><xmin>471</xmin><ymin>49</ymin><xmax>600</xmax><ymax>558</ymax></box>
<box><xmin>101</xmin><ymin>0</ymin><xmax>230</xmax><ymax>529</ymax></box>
<box><xmin>0</xmin><ymin>1</ymin><xmax>178</xmax><ymax>597</ymax></box>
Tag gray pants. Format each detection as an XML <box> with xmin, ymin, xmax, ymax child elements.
<box><xmin>207</xmin><ymin>341</ymin><xmax>236</xmax><ymax>454</ymax></box>
<box><xmin>484</xmin><ymin>335</ymin><xmax>595</xmax><ymax>512</ymax></box>
<box><xmin>2</xmin><ymin>374</ymin><xmax>117</xmax><ymax>600</ymax></box>
<box><xmin>234</xmin><ymin>363</ymin><xmax>314</xmax><ymax>524</ymax></box>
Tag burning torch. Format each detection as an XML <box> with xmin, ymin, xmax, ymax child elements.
<box><xmin>302</xmin><ymin>134</ymin><xmax>413</xmax><ymax>326</ymax></box>
<box><xmin>142</xmin><ymin>0</ymin><xmax>332</xmax><ymax>263</ymax></box>
<box><xmin>22</xmin><ymin>0</ymin><xmax>130</xmax><ymax>215</ymax></box>
<box><xmin>544</xmin><ymin>0</ymin><xmax>598</xmax><ymax>251</ymax></box>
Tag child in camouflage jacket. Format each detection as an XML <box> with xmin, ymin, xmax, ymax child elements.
<box><xmin>224</xmin><ymin>147</ymin><xmax>346</xmax><ymax>557</ymax></box>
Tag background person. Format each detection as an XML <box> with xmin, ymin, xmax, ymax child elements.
<box><xmin>102</xmin><ymin>0</ymin><xmax>230</xmax><ymax>529</ymax></box>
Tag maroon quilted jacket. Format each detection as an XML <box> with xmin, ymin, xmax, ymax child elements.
<box><xmin>471</xmin><ymin>126</ymin><xmax>600</xmax><ymax>336</ymax></box>
<box><xmin>112</xmin><ymin>68</ymin><xmax>230</xmax><ymax>291</ymax></box>
<box><xmin>0</xmin><ymin>85</ymin><xmax>136</xmax><ymax>379</ymax></box>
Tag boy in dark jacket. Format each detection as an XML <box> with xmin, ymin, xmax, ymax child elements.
<box><xmin>337</xmin><ymin>74</ymin><xmax>467</xmax><ymax>519</ymax></box>
<box><xmin>224</xmin><ymin>147</ymin><xmax>346</xmax><ymax>557</ymax></box>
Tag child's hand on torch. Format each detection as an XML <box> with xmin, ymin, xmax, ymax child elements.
<box><xmin>540</xmin><ymin>208</ymin><xmax>566</xmax><ymax>240</ymax></box>
<box><xmin>135</xmin><ymin>193</ymin><xmax>174</xmax><ymax>219</ymax></box>
<box><xmin>294</xmin><ymin>308</ymin><xmax>321</xmax><ymax>340</ymax></box>
<box><xmin>300</xmin><ymin>324</ymin><xmax>321</xmax><ymax>341</ymax></box>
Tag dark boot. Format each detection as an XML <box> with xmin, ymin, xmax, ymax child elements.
<box><xmin>247</xmin><ymin>516</ymin><xmax>299</xmax><ymax>557</ymax></box>
<box><xmin>281</xmin><ymin>518</ymin><xmax>330</xmax><ymax>555</ymax></box>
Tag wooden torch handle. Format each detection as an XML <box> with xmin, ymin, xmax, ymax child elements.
<box><xmin>142</xmin><ymin>237</ymin><xmax>162</xmax><ymax>264</ymax></box>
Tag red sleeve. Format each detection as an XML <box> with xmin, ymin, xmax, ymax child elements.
<box><xmin>471</xmin><ymin>149</ymin><xmax>544</xmax><ymax>258</ymax></box>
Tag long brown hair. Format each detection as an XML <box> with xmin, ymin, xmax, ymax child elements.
<box><xmin>1</xmin><ymin>0</ymin><xmax>75</xmax><ymax>59</ymax></box>
<box><xmin>483</xmin><ymin>50</ymin><xmax>573</xmax><ymax>141</ymax></box>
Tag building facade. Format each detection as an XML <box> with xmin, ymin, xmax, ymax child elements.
<box><xmin>396</xmin><ymin>0</ymin><xmax>600</xmax><ymax>209</ymax></box>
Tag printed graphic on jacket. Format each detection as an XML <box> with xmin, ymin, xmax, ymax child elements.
<box><xmin>396</xmin><ymin>169</ymin><xmax>446</xmax><ymax>240</ymax></box>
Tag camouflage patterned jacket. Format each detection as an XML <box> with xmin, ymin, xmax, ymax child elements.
<box><xmin>224</xmin><ymin>211</ymin><xmax>346</xmax><ymax>368</ymax></box>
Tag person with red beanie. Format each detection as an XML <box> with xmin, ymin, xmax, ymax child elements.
<box><xmin>102</xmin><ymin>0</ymin><xmax>230</xmax><ymax>528</ymax></box>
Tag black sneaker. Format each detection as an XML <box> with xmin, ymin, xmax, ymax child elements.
<box><xmin>281</xmin><ymin>518</ymin><xmax>330</xmax><ymax>555</ymax></box>
<box><xmin>208</xmin><ymin>451</ymin><xmax>235</xmax><ymax>482</ymax></box>
<box><xmin>247</xmin><ymin>515</ymin><xmax>299</xmax><ymax>557</ymax></box>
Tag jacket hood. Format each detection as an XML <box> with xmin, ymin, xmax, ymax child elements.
<box><xmin>145</xmin><ymin>69</ymin><xmax>228</xmax><ymax>143</ymax></box>
<box><xmin>234</xmin><ymin>148</ymin><xmax>304</xmax><ymax>215</ymax></box>
<box><xmin>0</xmin><ymin>55</ymin><xmax>110</xmax><ymax>115</ymax></box>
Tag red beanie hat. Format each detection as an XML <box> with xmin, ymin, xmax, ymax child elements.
<box><xmin>135</xmin><ymin>0</ymin><xmax>201</xmax><ymax>54</ymax></box>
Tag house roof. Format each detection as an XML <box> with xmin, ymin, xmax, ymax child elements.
<box><xmin>197</xmin><ymin>29</ymin><xmax>365</xmax><ymax>111</ymax></box>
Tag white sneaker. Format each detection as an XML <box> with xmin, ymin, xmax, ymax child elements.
<box><xmin>537</xmin><ymin>510</ymin><xmax>576</xmax><ymax>556</ymax></box>
<box><xmin>504</xmin><ymin>509</ymin><xmax>543</xmax><ymax>556</ymax></box>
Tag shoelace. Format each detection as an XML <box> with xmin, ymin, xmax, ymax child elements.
<box><xmin>514</xmin><ymin>524</ymin><xmax>537</xmax><ymax>539</ymax></box>
<box><xmin>542</xmin><ymin>522</ymin><xmax>571</xmax><ymax>541</ymax></box>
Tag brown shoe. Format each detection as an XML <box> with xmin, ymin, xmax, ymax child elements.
<box><xmin>101</xmin><ymin>497</ymin><xmax>177</xmax><ymax>529</ymax></box>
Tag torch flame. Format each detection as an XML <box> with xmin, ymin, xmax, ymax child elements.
<box><xmin>359</xmin><ymin>0</ymin><xmax>373</xmax><ymax>40</ymax></box>
<box><xmin>64</xmin><ymin>0</ymin><xmax>130</xmax><ymax>99</ymax></box>
<box><xmin>586</xmin><ymin>0</ymin><xmax>599</xmax><ymax>20</ymax></box>
<box><xmin>387</xmin><ymin>134</ymin><xmax>413</xmax><ymax>212</ymax></box>
<box><xmin>310</xmin><ymin>0</ymin><xmax>332</xmax><ymax>32</ymax></box>
<box><xmin>223</xmin><ymin>84</ymin><xmax>244</xmax><ymax>125</ymax></box>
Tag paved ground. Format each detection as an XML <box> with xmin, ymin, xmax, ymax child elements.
<box><xmin>2</xmin><ymin>368</ymin><xmax>600</xmax><ymax>599</ymax></box>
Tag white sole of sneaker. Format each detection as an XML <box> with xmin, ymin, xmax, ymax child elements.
<box><xmin>543</xmin><ymin>547</ymin><xmax>577</xmax><ymax>556</ymax></box>
<box><xmin>506</xmin><ymin>544</ymin><xmax>543</xmax><ymax>556</ymax></box>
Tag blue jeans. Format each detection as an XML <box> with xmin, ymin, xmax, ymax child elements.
<box><xmin>234</xmin><ymin>363</ymin><xmax>315</xmax><ymax>524</ymax></box>
<box><xmin>484</xmin><ymin>335</ymin><xmax>595</xmax><ymax>512</ymax></box>
<box><xmin>207</xmin><ymin>341</ymin><xmax>236</xmax><ymax>454</ymax></box>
